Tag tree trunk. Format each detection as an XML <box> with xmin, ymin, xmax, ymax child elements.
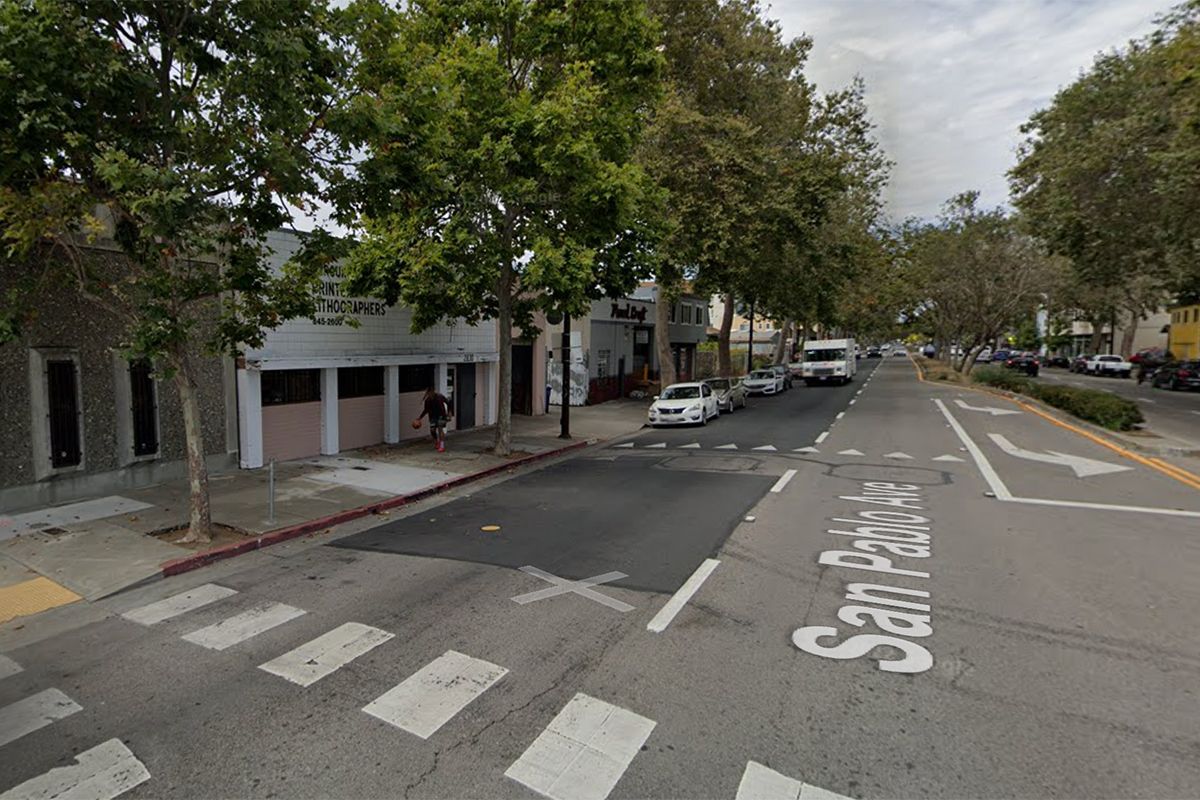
<box><xmin>773</xmin><ymin>319</ymin><xmax>792</xmax><ymax>364</ymax></box>
<box><xmin>655</xmin><ymin>290</ymin><xmax>676</xmax><ymax>387</ymax></box>
<box><xmin>717</xmin><ymin>292</ymin><xmax>734</xmax><ymax>377</ymax></box>
<box><xmin>1119</xmin><ymin>308</ymin><xmax>1139</xmax><ymax>358</ymax></box>
<box><xmin>494</xmin><ymin>265</ymin><xmax>513</xmax><ymax>456</ymax></box>
<box><xmin>1088</xmin><ymin>324</ymin><xmax>1105</xmax><ymax>355</ymax></box>
<box><xmin>173</xmin><ymin>353</ymin><xmax>213</xmax><ymax>544</ymax></box>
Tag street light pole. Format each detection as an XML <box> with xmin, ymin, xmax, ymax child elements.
<box><xmin>560</xmin><ymin>312</ymin><xmax>571</xmax><ymax>439</ymax></box>
<box><xmin>747</xmin><ymin>302</ymin><xmax>755</xmax><ymax>373</ymax></box>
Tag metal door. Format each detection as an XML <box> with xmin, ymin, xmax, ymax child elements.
<box><xmin>456</xmin><ymin>364</ymin><xmax>476</xmax><ymax>428</ymax></box>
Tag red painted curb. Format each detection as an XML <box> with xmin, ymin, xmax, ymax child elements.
<box><xmin>160</xmin><ymin>438</ymin><xmax>592</xmax><ymax>578</ymax></box>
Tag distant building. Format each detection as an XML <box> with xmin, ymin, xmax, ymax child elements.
<box><xmin>631</xmin><ymin>283</ymin><xmax>709</xmax><ymax>381</ymax></box>
<box><xmin>1168</xmin><ymin>303</ymin><xmax>1200</xmax><ymax>359</ymax></box>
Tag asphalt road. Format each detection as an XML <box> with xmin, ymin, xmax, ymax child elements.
<box><xmin>1038</xmin><ymin>366</ymin><xmax>1200</xmax><ymax>449</ymax></box>
<box><xmin>3</xmin><ymin>357</ymin><xmax>1199</xmax><ymax>800</ymax></box>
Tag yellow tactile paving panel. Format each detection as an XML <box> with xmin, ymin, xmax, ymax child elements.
<box><xmin>0</xmin><ymin>576</ymin><xmax>81</xmax><ymax>624</ymax></box>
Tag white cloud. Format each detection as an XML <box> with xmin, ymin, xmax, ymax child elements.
<box><xmin>766</xmin><ymin>0</ymin><xmax>1165</xmax><ymax>221</ymax></box>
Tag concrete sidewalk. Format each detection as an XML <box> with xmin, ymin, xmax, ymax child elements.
<box><xmin>0</xmin><ymin>401</ymin><xmax>648</xmax><ymax>621</ymax></box>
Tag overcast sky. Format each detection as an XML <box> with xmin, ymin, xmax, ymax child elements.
<box><xmin>767</xmin><ymin>0</ymin><xmax>1164</xmax><ymax>222</ymax></box>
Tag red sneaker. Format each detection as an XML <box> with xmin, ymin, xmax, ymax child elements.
<box><xmin>437</xmin><ymin>442</ymin><xmax>445</xmax><ymax>453</ymax></box>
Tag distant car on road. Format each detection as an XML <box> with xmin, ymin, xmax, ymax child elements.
<box><xmin>703</xmin><ymin>377</ymin><xmax>748</xmax><ymax>412</ymax></box>
<box><xmin>1070</xmin><ymin>354</ymin><xmax>1093</xmax><ymax>373</ymax></box>
<box><xmin>866</xmin><ymin>346</ymin><xmax>882</xmax><ymax>358</ymax></box>
<box><xmin>892</xmin><ymin>346</ymin><xmax>908</xmax><ymax>357</ymax></box>
<box><xmin>975</xmin><ymin>347</ymin><xmax>993</xmax><ymax>362</ymax></box>
<box><xmin>742</xmin><ymin>369</ymin><xmax>784</xmax><ymax>395</ymax></box>
<box><xmin>1085</xmin><ymin>354</ymin><xmax>1132</xmax><ymax>378</ymax></box>
<box><xmin>769</xmin><ymin>364</ymin><xmax>793</xmax><ymax>390</ymax></box>
<box><xmin>1045</xmin><ymin>355</ymin><xmax>1071</xmax><ymax>368</ymax></box>
<box><xmin>1005</xmin><ymin>354</ymin><xmax>1040</xmax><ymax>375</ymax></box>
<box><xmin>648</xmin><ymin>382</ymin><xmax>720</xmax><ymax>426</ymax></box>
<box><xmin>990</xmin><ymin>349</ymin><xmax>1011</xmax><ymax>363</ymax></box>
<box><xmin>1151</xmin><ymin>360</ymin><xmax>1200</xmax><ymax>391</ymax></box>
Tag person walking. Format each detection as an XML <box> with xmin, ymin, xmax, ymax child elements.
<box><xmin>416</xmin><ymin>385</ymin><xmax>452</xmax><ymax>452</ymax></box>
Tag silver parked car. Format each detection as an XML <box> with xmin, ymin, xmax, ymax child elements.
<box><xmin>703</xmin><ymin>377</ymin><xmax>747</xmax><ymax>413</ymax></box>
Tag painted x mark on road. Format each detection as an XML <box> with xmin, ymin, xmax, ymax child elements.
<box><xmin>510</xmin><ymin>566</ymin><xmax>635</xmax><ymax>613</ymax></box>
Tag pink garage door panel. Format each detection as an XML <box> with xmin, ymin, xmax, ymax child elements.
<box><xmin>263</xmin><ymin>402</ymin><xmax>321</xmax><ymax>462</ymax></box>
<box><xmin>338</xmin><ymin>395</ymin><xmax>385</xmax><ymax>451</ymax></box>
<box><xmin>399</xmin><ymin>391</ymin><xmax>428</xmax><ymax>441</ymax></box>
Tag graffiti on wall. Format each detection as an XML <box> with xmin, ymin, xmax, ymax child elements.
<box><xmin>548</xmin><ymin>362</ymin><xmax>588</xmax><ymax>406</ymax></box>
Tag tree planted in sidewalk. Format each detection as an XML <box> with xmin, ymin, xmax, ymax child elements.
<box><xmin>335</xmin><ymin>0</ymin><xmax>661</xmax><ymax>454</ymax></box>
<box><xmin>0</xmin><ymin>0</ymin><xmax>352</xmax><ymax>542</ymax></box>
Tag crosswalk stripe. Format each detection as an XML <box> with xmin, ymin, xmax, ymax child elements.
<box><xmin>837</xmin><ymin>449</ymin><xmax>863</xmax><ymax>456</ymax></box>
<box><xmin>752</xmin><ymin>445</ymin><xmax>777</xmax><ymax>451</ymax></box>
<box><xmin>0</xmin><ymin>738</ymin><xmax>150</xmax><ymax>800</ymax></box>
<box><xmin>645</xmin><ymin>443</ymin><xmax>667</xmax><ymax>449</ymax></box>
<box><xmin>181</xmin><ymin>602</ymin><xmax>305</xmax><ymax>651</ymax></box>
<box><xmin>736</xmin><ymin>761</ymin><xmax>854</xmax><ymax>800</ymax></box>
<box><xmin>505</xmin><ymin>692</ymin><xmax>655</xmax><ymax>800</ymax></box>
<box><xmin>714</xmin><ymin>444</ymin><xmax>738</xmax><ymax>450</ymax></box>
<box><xmin>0</xmin><ymin>654</ymin><xmax>21</xmax><ymax>681</ymax></box>
<box><xmin>121</xmin><ymin>583</ymin><xmax>238</xmax><ymax>625</ymax></box>
<box><xmin>363</xmin><ymin>650</ymin><xmax>507</xmax><ymax>739</ymax></box>
<box><xmin>884</xmin><ymin>452</ymin><xmax>914</xmax><ymax>460</ymax></box>
<box><xmin>0</xmin><ymin>688</ymin><xmax>82</xmax><ymax>748</ymax></box>
<box><xmin>736</xmin><ymin>761</ymin><xmax>802</xmax><ymax>799</ymax></box>
<box><xmin>931</xmin><ymin>454</ymin><xmax>965</xmax><ymax>462</ymax></box>
<box><xmin>678</xmin><ymin>443</ymin><xmax>701</xmax><ymax>449</ymax></box>
<box><xmin>612</xmin><ymin>443</ymin><xmax>634</xmax><ymax>449</ymax></box>
<box><xmin>792</xmin><ymin>447</ymin><xmax>819</xmax><ymax>453</ymax></box>
<box><xmin>259</xmin><ymin>622</ymin><xmax>394</xmax><ymax>687</ymax></box>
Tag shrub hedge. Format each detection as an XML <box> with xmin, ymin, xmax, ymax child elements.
<box><xmin>970</xmin><ymin>366</ymin><xmax>1144</xmax><ymax>431</ymax></box>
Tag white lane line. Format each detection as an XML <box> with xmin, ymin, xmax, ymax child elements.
<box><xmin>715</xmin><ymin>443</ymin><xmax>739</xmax><ymax>450</ymax></box>
<box><xmin>181</xmin><ymin>602</ymin><xmax>306</xmax><ymax>651</ymax></box>
<box><xmin>752</xmin><ymin>445</ymin><xmax>778</xmax><ymax>451</ymax></box>
<box><xmin>1004</xmin><ymin>495</ymin><xmax>1200</xmax><ymax>518</ymax></box>
<box><xmin>645</xmin><ymin>443</ymin><xmax>667</xmax><ymax>449</ymax></box>
<box><xmin>363</xmin><ymin>650</ymin><xmax>507</xmax><ymax>739</ymax></box>
<box><xmin>836</xmin><ymin>411</ymin><xmax>846</xmax><ymax>420</ymax></box>
<box><xmin>933</xmin><ymin>398</ymin><xmax>1012</xmax><ymax>499</ymax></box>
<box><xmin>837</xmin><ymin>449</ymin><xmax>863</xmax><ymax>456</ymax></box>
<box><xmin>678</xmin><ymin>443</ymin><xmax>701</xmax><ymax>449</ymax></box>
<box><xmin>931</xmin><ymin>454</ymin><xmax>965</xmax><ymax>462</ymax></box>
<box><xmin>0</xmin><ymin>688</ymin><xmax>82</xmax><ymax>748</ymax></box>
<box><xmin>736</xmin><ymin>761</ymin><xmax>802</xmax><ymax>799</ymax></box>
<box><xmin>259</xmin><ymin>622</ymin><xmax>395</xmax><ymax>687</ymax></box>
<box><xmin>121</xmin><ymin>583</ymin><xmax>238</xmax><ymax>625</ymax></box>
<box><xmin>505</xmin><ymin>693</ymin><xmax>655</xmax><ymax>800</ymax></box>
<box><xmin>612</xmin><ymin>442</ymin><xmax>634</xmax><ymax>449</ymax></box>
<box><xmin>814</xmin><ymin>431</ymin><xmax>830</xmax><ymax>444</ymax></box>
<box><xmin>647</xmin><ymin>558</ymin><xmax>721</xmax><ymax>634</ymax></box>
<box><xmin>793</xmin><ymin>446</ymin><xmax>819</xmax><ymax>453</ymax></box>
<box><xmin>884</xmin><ymin>452</ymin><xmax>913</xmax><ymax>460</ymax></box>
<box><xmin>848</xmin><ymin>399</ymin><xmax>856</xmax><ymax>405</ymax></box>
<box><xmin>0</xmin><ymin>738</ymin><xmax>150</xmax><ymax>800</ymax></box>
<box><xmin>0</xmin><ymin>655</ymin><xmax>21</xmax><ymax>681</ymax></box>
<box><xmin>770</xmin><ymin>470</ymin><xmax>798</xmax><ymax>493</ymax></box>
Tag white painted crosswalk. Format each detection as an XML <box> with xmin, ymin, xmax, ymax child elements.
<box><xmin>736</xmin><ymin>762</ymin><xmax>854</xmax><ymax>800</ymax></box>
<box><xmin>259</xmin><ymin>622</ymin><xmax>394</xmax><ymax>687</ymax></box>
<box><xmin>121</xmin><ymin>583</ymin><xmax>238</xmax><ymax>625</ymax></box>
<box><xmin>363</xmin><ymin>650</ymin><xmax>508</xmax><ymax>739</ymax></box>
<box><xmin>0</xmin><ymin>688</ymin><xmax>82</xmax><ymax>748</ymax></box>
<box><xmin>506</xmin><ymin>692</ymin><xmax>656</xmax><ymax>800</ymax></box>
<box><xmin>0</xmin><ymin>655</ymin><xmax>21</xmax><ymax>682</ymax></box>
<box><xmin>181</xmin><ymin>602</ymin><xmax>306</xmax><ymax>651</ymax></box>
<box><xmin>0</xmin><ymin>738</ymin><xmax>150</xmax><ymax>800</ymax></box>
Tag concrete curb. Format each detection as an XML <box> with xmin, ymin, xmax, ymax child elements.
<box><xmin>160</xmin><ymin>438</ymin><xmax>593</xmax><ymax>578</ymax></box>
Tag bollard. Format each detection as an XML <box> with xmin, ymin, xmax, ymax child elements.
<box><xmin>268</xmin><ymin>459</ymin><xmax>276</xmax><ymax>524</ymax></box>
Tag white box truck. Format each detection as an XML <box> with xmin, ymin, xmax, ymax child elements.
<box><xmin>801</xmin><ymin>338</ymin><xmax>856</xmax><ymax>386</ymax></box>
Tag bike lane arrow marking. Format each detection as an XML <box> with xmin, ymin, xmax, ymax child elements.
<box><xmin>987</xmin><ymin>433</ymin><xmax>1134</xmax><ymax>478</ymax></box>
<box><xmin>955</xmin><ymin>398</ymin><xmax>1021</xmax><ymax>416</ymax></box>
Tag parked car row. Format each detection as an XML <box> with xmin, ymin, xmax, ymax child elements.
<box><xmin>647</xmin><ymin>365</ymin><xmax>799</xmax><ymax>426</ymax></box>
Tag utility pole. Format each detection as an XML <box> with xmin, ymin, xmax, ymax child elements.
<box><xmin>560</xmin><ymin>312</ymin><xmax>571</xmax><ymax>439</ymax></box>
<box><xmin>747</xmin><ymin>302</ymin><xmax>755</xmax><ymax>374</ymax></box>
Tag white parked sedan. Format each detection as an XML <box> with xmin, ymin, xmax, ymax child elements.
<box><xmin>742</xmin><ymin>369</ymin><xmax>784</xmax><ymax>395</ymax></box>
<box><xmin>647</xmin><ymin>382</ymin><xmax>720</xmax><ymax>426</ymax></box>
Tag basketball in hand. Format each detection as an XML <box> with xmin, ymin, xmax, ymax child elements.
<box><xmin>411</xmin><ymin>418</ymin><xmax>422</xmax><ymax>429</ymax></box>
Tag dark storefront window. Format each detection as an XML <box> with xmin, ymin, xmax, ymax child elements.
<box><xmin>338</xmin><ymin>366</ymin><xmax>385</xmax><ymax>398</ymax></box>
<box><xmin>398</xmin><ymin>364</ymin><xmax>435</xmax><ymax>393</ymax></box>
<box><xmin>262</xmin><ymin>369</ymin><xmax>321</xmax><ymax>406</ymax></box>
<box><xmin>46</xmin><ymin>359</ymin><xmax>82</xmax><ymax>467</ymax></box>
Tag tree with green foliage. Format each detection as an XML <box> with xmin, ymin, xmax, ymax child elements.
<box><xmin>0</xmin><ymin>0</ymin><xmax>350</xmax><ymax>542</ymax></box>
<box><xmin>336</xmin><ymin>0</ymin><xmax>661</xmax><ymax>454</ymax></box>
